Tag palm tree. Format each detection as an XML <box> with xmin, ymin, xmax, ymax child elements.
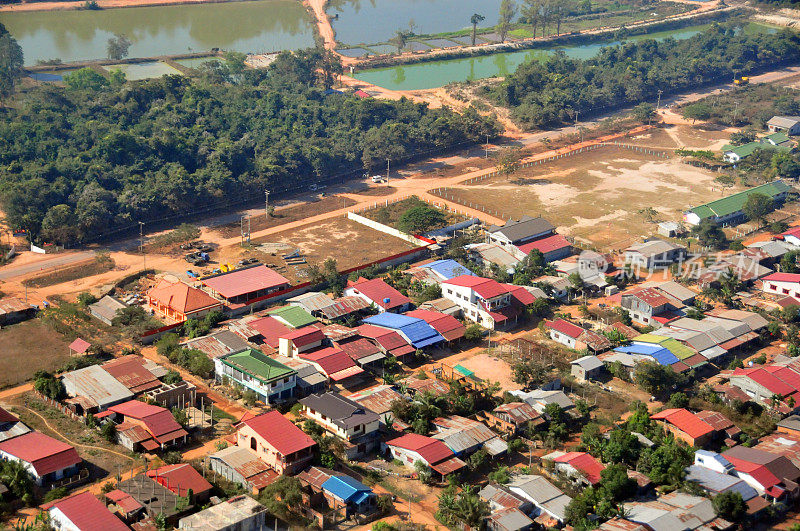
<box><xmin>0</xmin><ymin>460</ymin><xmax>33</xmax><ymax>505</ymax></box>
<box><xmin>470</xmin><ymin>13</ymin><xmax>485</xmax><ymax>46</ymax></box>
<box><xmin>413</xmin><ymin>391</ymin><xmax>442</xmax><ymax>421</ymax></box>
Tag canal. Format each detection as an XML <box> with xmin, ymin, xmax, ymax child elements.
<box><xmin>0</xmin><ymin>0</ymin><xmax>315</xmax><ymax>65</ymax></box>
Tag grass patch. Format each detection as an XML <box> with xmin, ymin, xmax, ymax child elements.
<box><xmin>23</xmin><ymin>253</ymin><xmax>115</xmax><ymax>288</ymax></box>
<box><xmin>363</xmin><ymin>196</ymin><xmax>464</xmax><ymax>232</ymax></box>
<box><xmin>203</xmin><ymin>405</ymin><xmax>236</xmax><ymax>423</ymax></box>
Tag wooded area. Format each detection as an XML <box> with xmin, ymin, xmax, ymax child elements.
<box><xmin>488</xmin><ymin>22</ymin><xmax>800</xmax><ymax>129</ymax></box>
<box><xmin>0</xmin><ymin>50</ymin><xmax>500</xmax><ymax>244</ymax></box>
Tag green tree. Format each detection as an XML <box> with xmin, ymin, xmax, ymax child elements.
<box><xmin>692</xmin><ymin>219</ymin><xmax>727</xmax><ymax>250</ymax></box>
<box><xmin>632</xmin><ymin>103</ymin><xmax>655</xmax><ymax>123</ymax></box>
<box><xmin>470</xmin><ymin>13</ymin><xmax>486</xmax><ymax>46</ymax></box>
<box><xmin>682</xmin><ymin>103</ymin><xmax>713</xmax><ymax>123</ymax></box>
<box><xmin>633</xmin><ymin>360</ymin><xmax>684</xmax><ymax>399</ymax></box>
<box><xmin>63</xmin><ymin>67</ymin><xmax>108</xmax><ymax>91</ymax></box>
<box><xmin>712</xmin><ymin>491</ymin><xmax>745</xmax><ymax>521</ymax></box>
<box><xmin>106</xmin><ymin>33</ymin><xmax>132</xmax><ymax>60</ymax></box>
<box><xmin>742</xmin><ymin>192</ymin><xmax>774</xmax><ymax>227</ymax></box>
<box><xmin>33</xmin><ymin>371</ymin><xmax>64</xmax><ymax>400</ymax></box>
<box><xmin>0</xmin><ymin>460</ymin><xmax>34</xmax><ymax>505</ymax></box>
<box><xmin>397</xmin><ymin>204</ymin><xmax>446</xmax><ymax>234</ymax></box>
<box><xmin>0</xmin><ymin>24</ymin><xmax>23</xmax><ymax>99</ymax></box>
<box><xmin>464</xmin><ymin>324</ymin><xmax>485</xmax><ymax>342</ymax></box>
<box><xmin>497</xmin><ymin>0</ymin><xmax>517</xmax><ymax>43</ymax></box>
<box><xmin>389</xmin><ymin>29</ymin><xmax>411</xmax><ymax>53</ymax></box>
<box><xmin>101</xmin><ymin>421</ymin><xmax>117</xmax><ymax>443</ymax></box>
<box><xmin>40</xmin><ymin>204</ymin><xmax>80</xmax><ymax>245</ymax></box>
<box><xmin>728</xmin><ymin>131</ymin><xmax>756</xmax><ymax>146</ymax></box>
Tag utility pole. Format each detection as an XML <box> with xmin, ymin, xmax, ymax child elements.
<box><xmin>485</xmin><ymin>134</ymin><xmax>489</xmax><ymax>159</ymax></box>
<box><xmin>386</xmin><ymin>159</ymin><xmax>390</xmax><ymax>184</ymax></box>
<box><xmin>733</xmin><ymin>101</ymin><xmax>740</xmax><ymax>125</ymax></box>
<box><xmin>264</xmin><ymin>189</ymin><xmax>270</xmax><ymax>218</ymax></box>
<box><xmin>139</xmin><ymin>221</ymin><xmax>146</xmax><ymax>271</ymax></box>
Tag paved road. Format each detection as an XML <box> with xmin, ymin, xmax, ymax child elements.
<box><xmin>0</xmin><ymin>250</ymin><xmax>95</xmax><ymax>281</ymax></box>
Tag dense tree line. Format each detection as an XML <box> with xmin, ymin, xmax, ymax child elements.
<box><xmin>488</xmin><ymin>23</ymin><xmax>800</xmax><ymax>129</ymax></box>
<box><xmin>0</xmin><ymin>49</ymin><xmax>499</xmax><ymax>244</ymax></box>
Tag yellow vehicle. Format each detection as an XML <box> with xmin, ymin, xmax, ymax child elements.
<box><xmin>220</xmin><ymin>263</ymin><xmax>232</xmax><ymax>273</ymax></box>
<box><xmin>734</xmin><ymin>77</ymin><xmax>749</xmax><ymax>85</ymax></box>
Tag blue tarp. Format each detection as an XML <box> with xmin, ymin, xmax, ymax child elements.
<box><xmin>363</xmin><ymin>313</ymin><xmax>445</xmax><ymax>348</ymax></box>
<box><xmin>648</xmin><ymin>348</ymin><xmax>680</xmax><ymax>366</ymax></box>
<box><xmin>322</xmin><ymin>475</ymin><xmax>372</xmax><ymax>503</ymax></box>
<box><xmin>422</xmin><ymin>259</ymin><xmax>474</xmax><ymax>280</ymax></box>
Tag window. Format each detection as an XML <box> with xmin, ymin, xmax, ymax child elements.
<box><xmin>251</xmin><ymin>437</ymin><xmax>257</xmax><ymax>451</ymax></box>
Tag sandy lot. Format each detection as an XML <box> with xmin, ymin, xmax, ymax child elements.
<box><xmin>438</xmin><ymin>144</ymin><xmax>730</xmax><ymax>250</ymax></box>
<box><xmin>0</xmin><ymin>320</ymin><xmax>72</xmax><ymax>388</ymax></box>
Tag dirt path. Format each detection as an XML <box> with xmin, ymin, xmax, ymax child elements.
<box><xmin>304</xmin><ymin>0</ymin><xmax>339</xmax><ymax>54</ymax></box>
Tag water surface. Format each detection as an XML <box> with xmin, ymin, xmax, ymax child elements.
<box><xmin>0</xmin><ymin>0</ymin><xmax>314</xmax><ymax>65</ymax></box>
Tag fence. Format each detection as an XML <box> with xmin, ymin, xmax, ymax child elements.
<box><xmin>430</xmin><ymin>141</ymin><xmax>673</xmax><ymax>221</ymax></box>
<box><xmin>346</xmin><ymin>212</ymin><xmax>424</xmax><ymax>245</ymax></box>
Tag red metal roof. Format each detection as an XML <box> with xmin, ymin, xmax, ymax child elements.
<box><xmin>108</xmin><ymin>400</ymin><xmax>185</xmax><ymax>440</ymax></box>
<box><xmin>763</xmin><ymin>272</ymin><xmax>800</xmax><ymax>284</ymax></box>
<box><xmin>301</xmin><ymin>348</ymin><xmax>358</xmax><ymax>376</ymax></box>
<box><xmin>734</xmin><ymin>367</ymin><xmax>796</xmax><ymax>396</ymax></box>
<box><xmin>147</xmin><ymin>463</ymin><xmax>212</xmax><ymax>497</ymax></box>
<box><xmin>280</xmin><ymin>327</ymin><xmax>326</xmax><ymax>348</ymax></box>
<box><xmin>430</xmin><ymin>455</ymin><xmax>467</xmax><ymax>475</ymax></box>
<box><xmin>347</xmin><ymin>278</ymin><xmax>411</xmax><ymax>310</ymax></box>
<box><xmin>241</xmin><ymin>411</ymin><xmax>316</xmax><ymax>456</ymax></box>
<box><xmin>0</xmin><ymin>406</ymin><xmax>19</xmax><ymax>425</ymax></box>
<box><xmin>545</xmin><ymin>319</ymin><xmax>585</xmax><ymax>339</ymax></box>
<box><xmin>68</xmin><ymin>338</ymin><xmax>91</xmax><ymax>354</ymax></box>
<box><xmin>337</xmin><ymin>338</ymin><xmax>382</xmax><ymax>361</ymax></box>
<box><xmin>202</xmin><ymin>265</ymin><xmax>290</xmax><ymax>299</ymax></box>
<box><xmin>505</xmin><ymin>284</ymin><xmax>538</xmax><ymax>306</ymax></box>
<box><xmin>515</xmin><ymin>234</ymin><xmax>572</xmax><ymax>256</ymax></box>
<box><xmin>444</xmin><ymin>275</ymin><xmax>509</xmax><ymax>300</ymax></box>
<box><xmin>42</xmin><ymin>491</ymin><xmax>129</xmax><ymax>530</ymax></box>
<box><xmin>386</xmin><ymin>433</ymin><xmax>454</xmax><ymax>465</ymax></box>
<box><xmin>628</xmin><ymin>287</ymin><xmax>673</xmax><ymax>308</ymax></box>
<box><xmin>148</xmin><ymin>279</ymin><xmax>222</xmax><ymax>314</ymax></box>
<box><xmin>357</xmin><ymin>324</ymin><xmax>410</xmax><ymax>350</ymax></box>
<box><xmin>103</xmin><ymin>355</ymin><xmax>161</xmax><ymax>394</ymax></box>
<box><xmin>0</xmin><ymin>432</ymin><xmax>81</xmax><ymax>476</ymax></box>
<box><xmin>553</xmin><ymin>451</ymin><xmax>605</xmax><ymax>484</ymax></box>
<box><xmin>329</xmin><ymin>365</ymin><xmax>366</xmax><ymax>382</ymax></box>
<box><xmin>650</xmin><ymin>408</ymin><xmax>714</xmax><ymax>440</ymax></box>
<box><xmin>247</xmin><ymin>316</ymin><xmax>292</xmax><ymax>348</ymax></box>
<box><xmin>765</xmin><ymin>365</ymin><xmax>800</xmax><ymax>393</ymax></box>
<box><xmin>105</xmin><ymin>489</ymin><xmax>144</xmax><ymax>514</ymax></box>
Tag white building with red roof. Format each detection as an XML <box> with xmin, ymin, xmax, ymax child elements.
<box><xmin>545</xmin><ymin>451</ymin><xmax>605</xmax><ymax>487</ymax></box>
<box><xmin>344</xmin><ymin>277</ymin><xmax>411</xmax><ymax>313</ymax></box>
<box><xmin>442</xmin><ymin>275</ymin><xmax>536</xmax><ymax>330</ymax></box>
<box><xmin>147</xmin><ymin>279</ymin><xmax>223</xmax><ymax>323</ymax></box>
<box><xmin>278</xmin><ymin>327</ymin><xmax>364</xmax><ymax>385</ymax></box>
<box><xmin>105</xmin><ymin>400</ymin><xmax>188</xmax><ymax>452</ymax></box>
<box><xmin>545</xmin><ymin>319</ymin><xmax>611</xmax><ymax>353</ymax></box>
<box><xmin>729</xmin><ymin>359</ymin><xmax>800</xmax><ymax>412</ymax></box>
<box><xmin>515</xmin><ymin>234</ymin><xmax>573</xmax><ymax>263</ymax></box>
<box><xmin>762</xmin><ymin>272</ymin><xmax>800</xmax><ymax>301</ymax></box>
<box><xmin>0</xmin><ymin>431</ymin><xmax>82</xmax><ymax>486</ymax></box>
<box><xmin>384</xmin><ymin>433</ymin><xmax>466</xmax><ymax>477</ymax></box>
<box><xmin>42</xmin><ymin>491</ymin><xmax>128</xmax><ymax>531</ymax></box>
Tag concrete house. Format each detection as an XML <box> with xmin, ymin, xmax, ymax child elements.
<box><xmin>570</xmin><ymin>355</ymin><xmax>605</xmax><ymax>381</ymax></box>
<box><xmin>384</xmin><ymin>433</ymin><xmax>466</xmax><ymax>477</ymax></box>
<box><xmin>650</xmin><ymin>408</ymin><xmax>739</xmax><ymax>448</ymax></box>
<box><xmin>297</xmin><ymin>466</ymin><xmax>377</xmax><ymax>520</ymax></box>
<box><xmin>200</xmin><ymin>265</ymin><xmax>291</xmax><ymax>308</ymax></box>
<box><xmin>480</xmin><ymin>402</ymin><xmax>544</xmax><ymax>436</ymax></box>
<box><xmin>104</xmin><ymin>400</ymin><xmax>188</xmax><ymax>452</ymax></box>
<box><xmin>546</xmin><ymin>319</ymin><xmax>611</xmax><ymax>353</ymax></box>
<box><xmin>147</xmin><ymin>279</ymin><xmax>223</xmax><ymax>323</ymax></box>
<box><xmin>620</xmin><ymin>285</ymin><xmax>690</xmax><ymax>327</ymax></box>
<box><xmin>544</xmin><ymin>451</ymin><xmax>605</xmax><ymax>487</ymax></box>
<box><xmin>767</xmin><ymin>116</ymin><xmax>800</xmax><ymax>135</ymax></box>
<box><xmin>43</xmin><ymin>491</ymin><xmax>129</xmax><ymax>531</ymax></box>
<box><xmin>624</xmin><ymin>239</ymin><xmax>686</xmax><ymax>270</ymax></box>
<box><xmin>441</xmin><ymin>275</ymin><xmax>536</xmax><ymax>330</ymax></box>
<box><xmin>232</xmin><ymin>411</ymin><xmax>316</xmax><ymax>475</ymax></box>
<box><xmin>0</xmin><ymin>432</ymin><xmax>82</xmax><ymax>486</ymax></box>
<box><xmin>506</xmin><ymin>475</ymin><xmax>572</xmax><ymax>526</ymax></box>
<box><xmin>178</xmin><ymin>495</ymin><xmax>268</xmax><ymax>531</ymax></box>
<box><xmin>344</xmin><ymin>277</ymin><xmax>412</xmax><ymax>313</ymax></box>
<box><xmin>214</xmin><ymin>348</ymin><xmax>296</xmax><ymax>404</ymax></box>
<box><xmin>300</xmin><ymin>392</ymin><xmax>381</xmax><ymax>458</ymax></box>
<box><xmin>762</xmin><ymin>272</ymin><xmax>800</xmax><ymax>300</ymax></box>
<box><xmin>487</xmin><ymin>216</ymin><xmax>555</xmax><ymax>248</ymax></box>
<box><xmin>88</xmin><ymin>295</ymin><xmax>127</xmax><ymax>326</ymax></box>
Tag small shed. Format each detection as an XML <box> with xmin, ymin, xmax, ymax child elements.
<box><xmin>657</xmin><ymin>222</ymin><xmax>685</xmax><ymax>238</ymax></box>
<box><xmin>89</xmin><ymin>295</ymin><xmax>127</xmax><ymax>326</ymax></box>
<box><xmin>570</xmin><ymin>355</ymin><xmax>605</xmax><ymax>382</ymax></box>
<box><xmin>68</xmin><ymin>338</ymin><xmax>91</xmax><ymax>356</ymax></box>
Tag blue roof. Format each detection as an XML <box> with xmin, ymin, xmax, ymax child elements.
<box><xmin>615</xmin><ymin>343</ymin><xmax>678</xmax><ymax>365</ymax></box>
<box><xmin>363</xmin><ymin>314</ymin><xmax>445</xmax><ymax>348</ymax></box>
<box><xmin>422</xmin><ymin>259</ymin><xmax>474</xmax><ymax>280</ymax></box>
<box><xmin>321</xmin><ymin>475</ymin><xmax>372</xmax><ymax>503</ymax></box>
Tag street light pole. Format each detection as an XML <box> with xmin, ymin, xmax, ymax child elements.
<box><xmin>139</xmin><ymin>222</ymin><xmax>146</xmax><ymax>271</ymax></box>
<box><xmin>485</xmin><ymin>134</ymin><xmax>489</xmax><ymax>159</ymax></box>
<box><xmin>265</xmin><ymin>189</ymin><xmax>270</xmax><ymax>217</ymax></box>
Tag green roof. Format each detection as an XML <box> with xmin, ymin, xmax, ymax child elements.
<box><xmin>454</xmin><ymin>364</ymin><xmax>474</xmax><ymax>377</ymax></box>
<box><xmin>222</xmin><ymin>349</ymin><xmax>295</xmax><ymax>384</ymax></box>
<box><xmin>267</xmin><ymin>305</ymin><xmax>317</xmax><ymax>328</ymax></box>
<box><xmin>632</xmin><ymin>333</ymin><xmax>669</xmax><ymax>345</ymax></box>
<box><xmin>763</xmin><ymin>131</ymin><xmax>791</xmax><ymax>145</ymax></box>
<box><xmin>661</xmin><ymin>338</ymin><xmax>695</xmax><ymax>361</ymax></box>
<box><xmin>689</xmin><ymin>180</ymin><xmax>792</xmax><ymax>220</ymax></box>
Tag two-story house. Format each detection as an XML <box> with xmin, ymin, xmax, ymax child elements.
<box><xmin>620</xmin><ymin>285</ymin><xmax>690</xmax><ymax>327</ymax></box>
<box><xmin>762</xmin><ymin>272</ymin><xmax>800</xmax><ymax>301</ymax></box>
<box><xmin>215</xmin><ymin>348</ymin><xmax>297</xmax><ymax>404</ymax></box>
<box><xmin>300</xmin><ymin>392</ymin><xmax>380</xmax><ymax>458</ymax></box>
<box><xmin>624</xmin><ymin>239</ymin><xmax>687</xmax><ymax>271</ymax></box>
<box><xmin>441</xmin><ymin>275</ymin><xmax>535</xmax><ymax>330</ymax></box>
<box><xmin>233</xmin><ymin>411</ymin><xmax>316</xmax><ymax>475</ymax></box>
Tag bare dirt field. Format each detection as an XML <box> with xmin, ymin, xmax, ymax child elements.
<box><xmin>0</xmin><ymin>320</ymin><xmax>72</xmax><ymax>388</ymax></box>
<box><xmin>212</xmin><ymin>195</ymin><xmax>357</xmax><ymax>238</ymax></box>
<box><xmin>238</xmin><ymin>217</ymin><xmax>417</xmax><ymax>282</ymax></box>
<box><xmin>624</xmin><ymin>123</ymin><xmax>733</xmax><ymax>150</ymax></box>
<box><xmin>437</xmin><ymin>144</ymin><xmax>735</xmax><ymax>250</ymax></box>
